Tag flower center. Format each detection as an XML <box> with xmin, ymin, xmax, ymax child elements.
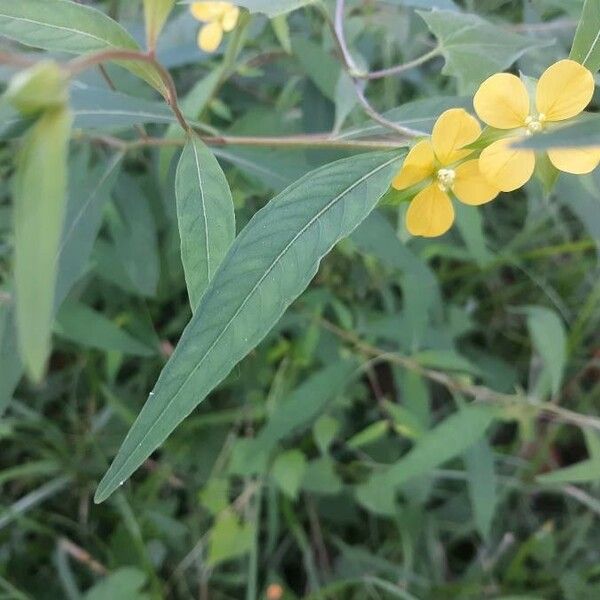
<box><xmin>525</xmin><ymin>113</ymin><xmax>546</xmax><ymax>135</ymax></box>
<box><xmin>437</xmin><ymin>168</ymin><xmax>456</xmax><ymax>192</ymax></box>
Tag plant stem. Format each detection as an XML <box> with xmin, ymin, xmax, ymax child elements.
<box><xmin>67</xmin><ymin>49</ymin><xmax>190</xmax><ymax>132</ymax></box>
<box><xmin>87</xmin><ymin>132</ymin><xmax>408</xmax><ymax>151</ymax></box>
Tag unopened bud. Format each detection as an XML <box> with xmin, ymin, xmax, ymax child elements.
<box><xmin>5</xmin><ymin>61</ymin><xmax>68</xmax><ymax>117</ymax></box>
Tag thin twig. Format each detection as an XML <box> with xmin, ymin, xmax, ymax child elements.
<box><xmin>361</xmin><ymin>47</ymin><xmax>441</xmax><ymax>80</ymax></box>
<box><xmin>314</xmin><ymin>315</ymin><xmax>600</xmax><ymax>433</ymax></box>
<box><xmin>0</xmin><ymin>51</ymin><xmax>36</xmax><ymax>69</ymax></box>
<box><xmin>58</xmin><ymin>538</ymin><xmax>108</xmax><ymax>576</ymax></box>
<box><xmin>330</xmin><ymin>0</ymin><xmax>428</xmax><ymax>138</ymax></box>
<box><xmin>67</xmin><ymin>49</ymin><xmax>190</xmax><ymax>132</ymax></box>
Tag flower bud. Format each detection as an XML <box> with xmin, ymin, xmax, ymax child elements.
<box><xmin>5</xmin><ymin>61</ymin><xmax>68</xmax><ymax>117</ymax></box>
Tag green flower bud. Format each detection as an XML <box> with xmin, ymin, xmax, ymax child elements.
<box><xmin>5</xmin><ymin>61</ymin><xmax>68</xmax><ymax>117</ymax></box>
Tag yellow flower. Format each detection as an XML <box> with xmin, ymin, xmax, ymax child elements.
<box><xmin>474</xmin><ymin>59</ymin><xmax>600</xmax><ymax>192</ymax></box>
<box><xmin>392</xmin><ymin>108</ymin><xmax>499</xmax><ymax>238</ymax></box>
<box><xmin>190</xmin><ymin>2</ymin><xmax>239</xmax><ymax>53</ymax></box>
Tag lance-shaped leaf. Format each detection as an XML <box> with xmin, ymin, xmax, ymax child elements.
<box><xmin>176</xmin><ymin>137</ymin><xmax>236</xmax><ymax>310</ymax></box>
<box><xmin>143</xmin><ymin>0</ymin><xmax>176</xmax><ymax>49</ymax></box>
<box><xmin>14</xmin><ymin>107</ymin><xmax>73</xmax><ymax>382</ymax></box>
<box><xmin>570</xmin><ymin>0</ymin><xmax>600</xmax><ymax>73</ymax></box>
<box><xmin>95</xmin><ymin>151</ymin><xmax>402</xmax><ymax>502</ymax></box>
<box><xmin>0</xmin><ymin>0</ymin><xmax>165</xmax><ymax>94</ymax></box>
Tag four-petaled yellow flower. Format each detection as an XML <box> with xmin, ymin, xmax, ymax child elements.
<box><xmin>190</xmin><ymin>2</ymin><xmax>239</xmax><ymax>53</ymax></box>
<box><xmin>474</xmin><ymin>59</ymin><xmax>600</xmax><ymax>192</ymax></box>
<box><xmin>393</xmin><ymin>108</ymin><xmax>499</xmax><ymax>237</ymax></box>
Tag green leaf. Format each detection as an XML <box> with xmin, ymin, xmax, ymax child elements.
<box><xmin>55</xmin><ymin>153</ymin><xmax>122</xmax><ymax>308</ymax></box>
<box><xmin>347</xmin><ymin>421</ymin><xmax>389</xmax><ymax>449</ymax></box>
<box><xmin>418</xmin><ymin>9</ymin><xmax>543</xmax><ymax>93</ymax></box>
<box><xmin>516</xmin><ymin>114</ymin><xmax>600</xmax><ymax>149</ymax></box>
<box><xmin>0</xmin><ymin>300</ymin><xmax>21</xmax><ymax>415</ymax></box>
<box><xmin>14</xmin><ymin>107</ymin><xmax>72</xmax><ymax>382</ymax></box>
<box><xmin>143</xmin><ymin>0</ymin><xmax>175</xmax><ymax>49</ymax></box>
<box><xmin>55</xmin><ymin>301</ymin><xmax>156</xmax><ymax>357</ymax></box>
<box><xmin>254</xmin><ymin>360</ymin><xmax>356</xmax><ymax>454</ymax></box>
<box><xmin>313</xmin><ymin>415</ymin><xmax>340</xmax><ymax>454</ymax></box>
<box><xmin>198</xmin><ymin>478</ymin><xmax>229</xmax><ymax>515</ymax></box>
<box><xmin>176</xmin><ymin>137</ymin><xmax>236</xmax><ymax>310</ymax></box>
<box><xmin>524</xmin><ymin>306</ymin><xmax>567</xmax><ymax>396</ymax></box>
<box><xmin>351</xmin><ymin>210</ymin><xmax>442</xmax><ymax>349</ymax></box>
<box><xmin>108</xmin><ymin>176</ymin><xmax>160</xmax><ymax>298</ymax></box>
<box><xmin>454</xmin><ymin>202</ymin><xmax>494</xmax><ymax>268</ymax></box>
<box><xmin>570</xmin><ymin>0</ymin><xmax>600</xmax><ymax>72</ymax></box>
<box><xmin>537</xmin><ymin>458</ymin><xmax>600</xmax><ymax>484</ymax></box>
<box><xmin>465</xmin><ymin>439</ymin><xmax>497</xmax><ymax>540</ymax></box>
<box><xmin>361</xmin><ymin>405</ymin><xmax>497</xmax><ymax>492</ymax></box>
<box><xmin>95</xmin><ymin>152</ymin><xmax>401</xmax><ymax>502</ymax></box>
<box><xmin>70</xmin><ymin>86</ymin><xmax>179</xmax><ymax>130</ymax></box>
<box><xmin>301</xmin><ymin>457</ymin><xmax>343</xmax><ymax>495</ymax></box>
<box><xmin>272</xmin><ymin>450</ymin><xmax>307</xmax><ymax>499</ymax></box>
<box><xmin>292</xmin><ymin>38</ymin><xmax>341</xmax><ymax>101</ymax></box>
<box><xmin>84</xmin><ymin>568</ymin><xmax>148</xmax><ymax>600</ymax></box>
<box><xmin>208</xmin><ymin>511</ymin><xmax>255</xmax><ymax>566</ymax></box>
<box><xmin>384</xmin><ymin>0</ymin><xmax>458</xmax><ymax>9</ymax></box>
<box><xmin>0</xmin><ymin>0</ymin><xmax>165</xmax><ymax>93</ymax></box>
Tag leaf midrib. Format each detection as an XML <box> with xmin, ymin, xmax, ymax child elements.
<box><xmin>191</xmin><ymin>140</ymin><xmax>212</xmax><ymax>287</ymax></box>
<box><xmin>101</xmin><ymin>154</ymin><xmax>398</xmax><ymax>492</ymax></box>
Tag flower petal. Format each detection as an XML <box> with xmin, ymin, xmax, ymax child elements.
<box><xmin>406</xmin><ymin>183</ymin><xmax>454</xmax><ymax>238</ymax></box>
<box><xmin>479</xmin><ymin>138</ymin><xmax>536</xmax><ymax>192</ymax></box>
<box><xmin>473</xmin><ymin>73</ymin><xmax>530</xmax><ymax>130</ymax></box>
<box><xmin>431</xmin><ymin>108</ymin><xmax>481</xmax><ymax>165</ymax></box>
<box><xmin>392</xmin><ymin>140</ymin><xmax>435</xmax><ymax>190</ymax></box>
<box><xmin>536</xmin><ymin>59</ymin><xmax>595</xmax><ymax>122</ymax></box>
<box><xmin>190</xmin><ymin>2</ymin><xmax>228</xmax><ymax>22</ymax></box>
<box><xmin>198</xmin><ymin>22</ymin><xmax>223</xmax><ymax>52</ymax></box>
<box><xmin>453</xmin><ymin>159</ymin><xmax>500</xmax><ymax>206</ymax></box>
<box><xmin>547</xmin><ymin>147</ymin><xmax>600</xmax><ymax>175</ymax></box>
<box><xmin>222</xmin><ymin>6</ymin><xmax>240</xmax><ymax>32</ymax></box>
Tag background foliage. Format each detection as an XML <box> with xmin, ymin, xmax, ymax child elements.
<box><xmin>1</xmin><ymin>0</ymin><xmax>599</xmax><ymax>599</ymax></box>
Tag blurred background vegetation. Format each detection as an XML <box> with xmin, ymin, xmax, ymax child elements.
<box><xmin>1</xmin><ymin>0</ymin><xmax>600</xmax><ymax>598</ymax></box>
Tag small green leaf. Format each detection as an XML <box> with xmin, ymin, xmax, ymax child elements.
<box><xmin>95</xmin><ymin>152</ymin><xmax>400</xmax><ymax>503</ymax></box>
<box><xmin>0</xmin><ymin>300</ymin><xmax>21</xmax><ymax>415</ymax></box>
<box><xmin>524</xmin><ymin>306</ymin><xmax>567</xmax><ymax>396</ymax></box>
<box><xmin>84</xmin><ymin>567</ymin><xmax>148</xmax><ymax>600</ymax></box>
<box><xmin>570</xmin><ymin>0</ymin><xmax>600</xmax><ymax>73</ymax></box>
<box><xmin>537</xmin><ymin>458</ymin><xmax>600</xmax><ymax>484</ymax></box>
<box><xmin>14</xmin><ymin>107</ymin><xmax>72</xmax><ymax>381</ymax></box>
<box><xmin>208</xmin><ymin>511</ymin><xmax>254</xmax><ymax>566</ymax></box>
<box><xmin>361</xmin><ymin>405</ymin><xmax>497</xmax><ymax>492</ymax></box>
<box><xmin>465</xmin><ymin>439</ymin><xmax>497</xmax><ymax>540</ymax></box>
<box><xmin>347</xmin><ymin>421</ymin><xmax>389</xmax><ymax>449</ymax></box>
<box><xmin>301</xmin><ymin>457</ymin><xmax>343</xmax><ymax>495</ymax></box>
<box><xmin>418</xmin><ymin>9</ymin><xmax>544</xmax><ymax>92</ymax></box>
<box><xmin>313</xmin><ymin>415</ymin><xmax>340</xmax><ymax>454</ymax></box>
<box><xmin>254</xmin><ymin>360</ymin><xmax>356</xmax><ymax>454</ymax></box>
<box><xmin>176</xmin><ymin>137</ymin><xmax>236</xmax><ymax>310</ymax></box>
<box><xmin>54</xmin><ymin>301</ymin><xmax>156</xmax><ymax>357</ymax></box>
<box><xmin>199</xmin><ymin>479</ymin><xmax>229</xmax><ymax>515</ymax></box>
<box><xmin>272</xmin><ymin>450</ymin><xmax>307</xmax><ymax>499</ymax></box>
